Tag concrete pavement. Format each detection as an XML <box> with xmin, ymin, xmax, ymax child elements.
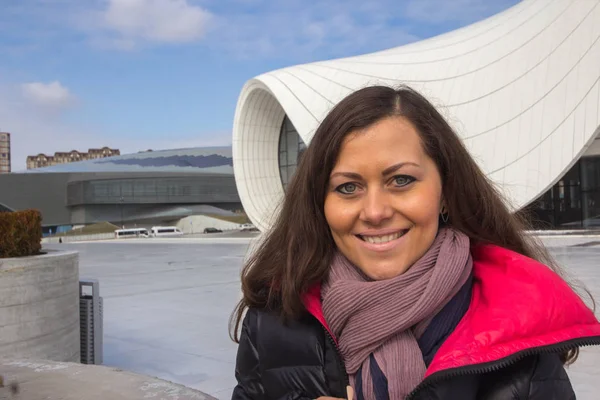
<box><xmin>44</xmin><ymin>235</ymin><xmax>600</xmax><ymax>399</ymax></box>
<box><xmin>0</xmin><ymin>359</ymin><xmax>216</xmax><ymax>399</ymax></box>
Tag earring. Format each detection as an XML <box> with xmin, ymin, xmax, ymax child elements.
<box><xmin>440</xmin><ymin>207</ymin><xmax>449</xmax><ymax>224</ymax></box>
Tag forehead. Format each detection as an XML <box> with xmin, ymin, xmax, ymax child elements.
<box><xmin>335</xmin><ymin>117</ymin><xmax>426</xmax><ymax>166</ymax></box>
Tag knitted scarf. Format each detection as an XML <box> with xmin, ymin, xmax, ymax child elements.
<box><xmin>321</xmin><ymin>228</ymin><xmax>472</xmax><ymax>400</ymax></box>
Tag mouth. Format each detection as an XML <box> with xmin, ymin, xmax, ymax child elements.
<box><xmin>356</xmin><ymin>229</ymin><xmax>409</xmax><ymax>244</ymax></box>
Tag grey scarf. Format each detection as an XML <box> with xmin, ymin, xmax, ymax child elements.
<box><xmin>321</xmin><ymin>228</ymin><xmax>472</xmax><ymax>399</ymax></box>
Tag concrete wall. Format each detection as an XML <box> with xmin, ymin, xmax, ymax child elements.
<box><xmin>0</xmin><ymin>171</ymin><xmax>241</xmax><ymax>227</ymax></box>
<box><xmin>0</xmin><ymin>173</ymin><xmax>72</xmax><ymax>226</ymax></box>
<box><xmin>175</xmin><ymin>215</ymin><xmax>240</xmax><ymax>234</ymax></box>
<box><xmin>0</xmin><ymin>250</ymin><xmax>80</xmax><ymax>362</ymax></box>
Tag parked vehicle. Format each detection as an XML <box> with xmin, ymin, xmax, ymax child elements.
<box><xmin>115</xmin><ymin>228</ymin><xmax>150</xmax><ymax>239</ymax></box>
<box><xmin>240</xmin><ymin>223</ymin><xmax>259</xmax><ymax>232</ymax></box>
<box><xmin>204</xmin><ymin>227</ymin><xmax>223</xmax><ymax>233</ymax></box>
<box><xmin>150</xmin><ymin>226</ymin><xmax>183</xmax><ymax>237</ymax></box>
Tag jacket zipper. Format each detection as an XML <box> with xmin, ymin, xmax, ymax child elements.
<box><xmin>406</xmin><ymin>336</ymin><xmax>600</xmax><ymax>400</ymax></box>
<box><xmin>322</xmin><ymin>326</ymin><xmax>350</xmax><ymax>390</ymax></box>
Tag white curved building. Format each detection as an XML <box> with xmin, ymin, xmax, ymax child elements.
<box><xmin>233</xmin><ymin>0</ymin><xmax>600</xmax><ymax>231</ymax></box>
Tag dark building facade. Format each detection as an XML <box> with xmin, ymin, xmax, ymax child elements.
<box><xmin>278</xmin><ymin>116</ymin><xmax>307</xmax><ymax>190</ymax></box>
<box><xmin>524</xmin><ymin>154</ymin><xmax>600</xmax><ymax>229</ymax></box>
<box><xmin>0</xmin><ymin>147</ymin><xmax>242</xmax><ymax>232</ymax></box>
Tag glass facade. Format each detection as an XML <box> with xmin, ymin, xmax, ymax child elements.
<box><xmin>66</xmin><ymin>176</ymin><xmax>240</xmax><ymax>206</ymax></box>
<box><xmin>278</xmin><ymin>116</ymin><xmax>307</xmax><ymax>189</ymax></box>
<box><xmin>523</xmin><ymin>156</ymin><xmax>600</xmax><ymax>229</ymax></box>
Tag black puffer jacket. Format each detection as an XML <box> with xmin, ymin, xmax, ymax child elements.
<box><xmin>232</xmin><ymin>245</ymin><xmax>600</xmax><ymax>400</ymax></box>
<box><xmin>233</xmin><ymin>309</ymin><xmax>585</xmax><ymax>400</ymax></box>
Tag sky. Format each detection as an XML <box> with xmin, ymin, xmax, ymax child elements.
<box><xmin>0</xmin><ymin>0</ymin><xmax>520</xmax><ymax>171</ymax></box>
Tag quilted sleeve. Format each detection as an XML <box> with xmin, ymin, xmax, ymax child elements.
<box><xmin>232</xmin><ymin>309</ymin><xmax>265</xmax><ymax>400</ymax></box>
<box><xmin>527</xmin><ymin>353</ymin><xmax>576</xmax><ymax>400</ymax></box>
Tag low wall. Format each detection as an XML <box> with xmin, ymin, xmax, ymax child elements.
<box><xmin>0</xmin><ymin>359</ymin><xmax>216</xmax><ymax>400</ymax></box>
<box><xmin>0</xmin><ymin>250</ymin><xmax>80</xmax><ymax>362</ymax></box>
<box><xmin>42</xmin><ymin>233</ymin><xmax>114</xmax><ymax>244</ymax></box>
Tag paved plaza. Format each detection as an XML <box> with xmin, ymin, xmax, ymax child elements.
<box><xmin>46</xmin><ymin>234</ymin><xmax>600</xmax><ymax>400</ymax></box>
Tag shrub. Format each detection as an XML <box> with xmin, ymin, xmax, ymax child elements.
<box><xmin>0</xmin><ymin>209</ymin><xmax>42</xmax><ymax>258</ymax></box>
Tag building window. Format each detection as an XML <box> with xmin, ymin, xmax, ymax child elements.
<box><xmin>523</xmin><ymin>155</ymin><xmax>600</xmax><ymax>229</ymax></box>
<box><xmin>278</xmin><ymin>115</ymin><xmax>306</xmax><ymax>190</ymax></box>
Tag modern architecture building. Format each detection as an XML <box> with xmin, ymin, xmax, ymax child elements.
<box><xmin>523</xmin><ymin>138</ymin><xmax>600</xmax><ymax>229</ymax></box>
<box><xmin>26</xmin><ymin>147</ymin><xmax>120</xmax><ymax>170</ymax></box>
<box><xmin>0</xmin><ymin>147</ymin><xmax>242</xmax><ymax>233</ymax></box>
<box><xmin>0</xmin><ymin>132</ymin><xmax>10</xmax><ymax>174</ymax></box>
<box><xmin>232</xmin><ymin>0</ymin><xmax>600</xmax><ymax>230</ymax></box>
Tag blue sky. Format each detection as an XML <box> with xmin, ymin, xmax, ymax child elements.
<box><xmin>0</xmin><ymin>0</ymin><xmax>519</xmax><ymax>171</ymax></box>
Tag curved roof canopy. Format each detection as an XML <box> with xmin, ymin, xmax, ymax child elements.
<box><xmin>232</xmin><ymin>0</ymin><xmax>600</xmax><ymax>231</ymax></box>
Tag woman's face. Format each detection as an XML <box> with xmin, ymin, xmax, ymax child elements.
<box><xmin>324</xmin><ymin>116</ymin><xmax>443</xmax><ymax>280</ymax></box>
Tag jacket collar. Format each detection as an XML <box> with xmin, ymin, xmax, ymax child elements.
<box><xmin>301</xmin><ymin>244</ymin><xmax>600</xmax><ymax>377</ymax></box>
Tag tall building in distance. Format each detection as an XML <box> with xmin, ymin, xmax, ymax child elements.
<box><xmin>27</xmin><ymin>147</ymin><xmax>120</xmax><ymax>170</ymax></box>
<box><xmin>0</xmin><ymin>132</ymin><xmax>10</xmax><ymax>174</ymax></box>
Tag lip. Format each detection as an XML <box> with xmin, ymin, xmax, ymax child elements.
<box><xmin>354</xmin><ymin>228</ymin><xmax>409</xmax><ymax>252</ymax></box>
<box><xmin>356</xmin><ymin>228</ymin><xmax>407</xmax><ymax>237</ymax></box>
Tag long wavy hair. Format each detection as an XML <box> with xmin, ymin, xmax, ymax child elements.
<box><xmin>230</xmin><ymin>85</ymin><xmax>591</xmax><ymax>364</ymax></box>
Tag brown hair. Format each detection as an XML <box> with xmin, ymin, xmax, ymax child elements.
<box><xmin>230</xmin><ymin>85</ymin><xmax>589</xmax><ymax>363</ymax></box>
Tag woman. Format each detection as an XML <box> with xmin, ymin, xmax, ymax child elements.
<box><xmin>230</xmin><ymin>85</ymin><xmax>600</xmax><ymax>400</ymax></box>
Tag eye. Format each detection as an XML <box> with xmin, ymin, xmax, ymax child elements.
<box><xmin>393</xmin><ymin>175</ymin><xmax>416</xmax><ymax>187</ymax></box>
<box><xmin>336</xmin><ymin>182</ymin><xmax>358</xmax><ymax>194</ymax></box>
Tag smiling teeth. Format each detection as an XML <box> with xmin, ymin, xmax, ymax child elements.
<box><xmin>362</xmin><ymin>231</ymin><xmax>404</xmax><ymax>244</ymax></box>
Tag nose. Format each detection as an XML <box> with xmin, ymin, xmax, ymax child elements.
<box><xmin>359</xmin><ymin>188</ymin><xmax>394</xmax><ymax>225</ymax></box>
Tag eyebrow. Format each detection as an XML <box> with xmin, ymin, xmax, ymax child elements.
<box><xmin>330</xmin><ymin>162</ymin><xmax>420</xmax><ymax>179</ymax></box>
<box><xmin>382</xmin><ymin>162</ymin><xmax>420</xmax><ymax>176</ymax></box>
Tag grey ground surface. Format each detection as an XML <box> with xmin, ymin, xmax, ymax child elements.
<box><xmin>0</xmin><ymin>359</ymin><xmax>216</xmax><ymax>399</ymax></box>
<box><xmin>45</xmin><ymin>234</ymin><xmax>600</xmax><ymax>400</ymax></box>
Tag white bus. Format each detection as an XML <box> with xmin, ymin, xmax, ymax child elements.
<box><xmin>150</xmin><ymin>226</ymin><xmax>183</xmax><ymax>237</ymax></box>
<box><xmin>115</xmin><ymin>228</ymin><xmax>149</xmax><ymax>239</ymax></box>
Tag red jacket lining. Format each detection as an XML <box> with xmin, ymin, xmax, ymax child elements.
<box><xmin>301</xmin><ymin>244</ymin><xmax>600</xmax><ymax>377</ymax></box>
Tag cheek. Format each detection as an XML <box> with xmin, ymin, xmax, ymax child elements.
<box><xmin>323</xmin><ymin>196</ymin><xmax>339</xmax><ymax>232</ymax></box>
<box><xmin>415</xmin><ymin>200</ymin><xmax>442</xmax><ymax>225</ymax></box>
<box><xmin>397</xmin><ymin>188</ymin><xmax>442</xmax><ymax>225</ymax></box>
<box><xmin>324</xmin><ymin>196</ymin><xmax>355</xmax><ymax>234</ymax></box>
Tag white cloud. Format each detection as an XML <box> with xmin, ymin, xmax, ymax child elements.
<box><xmin>21</xmin><ymin>81</ymin><xmax>76</xmax><ymax>109</ymax></box>
<box><xmin>0</xmin><ymin>81</ymin><xmax>230</xmax><ymax>171</ymax></box>
<box><xmin>94</xmin><ymin>0</ymin><xmax>213</xmax><ymax>48</ymax></box>
<box><xmin>201</xmin><ymin>0</ymin><xmax>519</xmax><ymax>60</ymax></box>
<box><xmin>0</xmin><ymin>0</ymin><xmax>519</xmax><ymax>58</ymax></box>
<box><xmin>0</xmin><ymin>82</ymin><xmax>99</xmax><ymax>171</ymax></box>
<box><xmin>207</xmin><ymin>1</ymin><xmax>420</xmax><ymax>60</ymax></box>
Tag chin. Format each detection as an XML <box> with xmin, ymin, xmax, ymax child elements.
<box><xmin>363</xmin><ymin>262</ymin><xmax>409</xmax><ymax>281</ymax></box>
